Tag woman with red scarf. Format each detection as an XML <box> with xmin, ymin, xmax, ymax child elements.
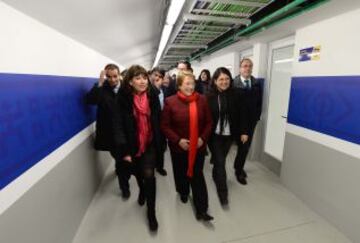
<box><xmin>161</xmin><ymin>71</ymin><xmax>213</xmax><ymax>221</ymax></box>
<box><xmin>113</xmin><ymin>65</ymin><xmax>162</xmax><ymax>232</ymax></box>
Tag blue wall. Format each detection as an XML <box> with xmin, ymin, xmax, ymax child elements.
<box><xmin>288</xmin><ymin>76</ymin><xmax>360</xmax><ymax>145</ymax></box>
<box><xmin>0</xmin><ymin>73</ymin><xmax>97</xmax><ymax>189</ymax></box>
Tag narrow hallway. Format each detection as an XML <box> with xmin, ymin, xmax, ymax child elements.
<box><xmin>73</xmin><ymin>147</ymin><xmax>351</xmax><ymax>243</ymax></box>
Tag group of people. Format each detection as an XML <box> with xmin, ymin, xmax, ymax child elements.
<box><xmin>86</xmin><ymin>58</ymin><xmax>262</xmax><ymax>232</ymax></box>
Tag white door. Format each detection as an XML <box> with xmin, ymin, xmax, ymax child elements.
<box><xmin>264</xmin><ymin>38</ymin><xmax>295</xmax><ymax>161</ymax></box>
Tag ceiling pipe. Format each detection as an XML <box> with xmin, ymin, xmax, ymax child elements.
<box><xmin>189</xmin><ymin>0</ymin><xmax>329</xmax><ymax>62</ymax></box>
<box><xmin>183</xmin><ymin>13</ymin><xmax>252</xmax><ymax>26</ymax></box>
<box><xmin>203</xmin><ymin>0</ymin><xmax>267</xmax><ymax>8</ymax></box>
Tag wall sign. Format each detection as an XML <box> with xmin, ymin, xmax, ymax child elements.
<box><xmin>299</xmin><ymin>45</ymin><xmax>321</xmax><ymax>62</ymax></box>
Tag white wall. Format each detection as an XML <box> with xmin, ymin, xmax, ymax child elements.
<box><xmin>0</xmin><ymin>1</ymin><xmax>122</xmax><ymax>77</ymax></box>
<box><xmin>0</xmin><ymin>3</ymin><xmax>117</xmax><ymax>242</ymax></box>
<box><xmin>281</xmin><ymin>7</ymin><xmax>360</xmax><ymax>243</ymax></box>
<box><xmin>191</xmin><ymin>52</ymin><xmax>237</xmax><ymax>78</ymax></box>
<box><xmin>287</xmin><ymin>7</ymin><xmax>360</xmax><ymax>159</ymax></box>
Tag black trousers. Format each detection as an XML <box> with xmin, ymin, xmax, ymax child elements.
<box><xmin>156</xmin><ymin>138</ymin><xmax>167</xmax><ymax>170</ymax></box>
<box><xmin>234</xmin><ymin>122</ymin><xmax>257</xmax><ymax>176</ymax></box>
<box><xmin>170</xmin><ymin>151</ymin><xmax>209</xmax><ymax>214</ymax></box>
<box><xmin>110</xmin><ymin>150</ymin><xmax>134</xmax><ymax>193</ymax></box>
<box><xmin>209</xmin><ymin>134</ymin><xmax>233</xmax><ymax>198</ymax></box>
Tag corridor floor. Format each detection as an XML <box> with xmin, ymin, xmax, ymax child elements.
<box><xmin>73</xmin><ymin>147</ymin><xmax>352</xmax><ymax>243</ymax></box>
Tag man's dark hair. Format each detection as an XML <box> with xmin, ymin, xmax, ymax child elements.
<box><xmin>151</xmin><ymin>67</ymin><xmax>165</xmax><ymax>78</ymax></box>
<box><xmin>104</xmin><ymin>63</ymin><xmax>120</xmax><ymax>73</ymax></box>
<box><xmin>177</xmin><ymin>60</ymin><xmax>191</xmax><ymax>70</ymax></box>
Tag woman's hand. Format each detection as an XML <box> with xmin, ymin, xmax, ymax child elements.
<box><xmin>197</xmin><ymin>138</ymin><xmax>204</xmax><ymax>148</ymax></box>
<box><xmin>123</xmin><ymin>155</ymin><xmax>132</xmax><ymax>163</ymax></box>
<box><xmin>179</xmin><ymin>139</ymin><xmax>190</xmax><ymax>151</ymax></box>
<box><xmin>240</xmin><ymin>135</ymin><xmax>249</xmax><ymax>144</ymax></box>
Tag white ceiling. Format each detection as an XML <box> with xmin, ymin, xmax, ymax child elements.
<box><xmin>2</xmin><ymin>0</ymin><xmax>167</xmax><ymax>69</ymax></box>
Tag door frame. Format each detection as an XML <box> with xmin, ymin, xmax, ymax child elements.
<box><xmin>263</xmin><ymin>35</ymin><xmax>295</xmax><ymax>161</ymax></box>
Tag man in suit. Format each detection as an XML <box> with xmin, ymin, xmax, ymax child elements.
<box><xmin>233</xmin><ymin>58</ymin><xmax>262</xmax><ymax>185</ymax></box>
<box><xmin>86</xmin><ymin>64</ymin><xmax>131</xmax><ymax>199</ymax></box>
<box><xmin>149</xmin><ymin>67</ymin><xmax>168</xmax><ymax>176</ymax></box>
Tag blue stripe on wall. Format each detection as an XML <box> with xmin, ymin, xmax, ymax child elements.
<box><xmin>0</xmin><ymin>73</ymin><xmax>97</xmax><ymax>189</ymax></box>
<box><xmin>288</xmin><ymin>76</ymin><xmax>360</xmax><ymax>145</ymax></box>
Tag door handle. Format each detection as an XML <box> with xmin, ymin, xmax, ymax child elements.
<box><xmin>281</xmin><ymin>116</ymin><xmax>287</xmax><ymax>119</ymax></box>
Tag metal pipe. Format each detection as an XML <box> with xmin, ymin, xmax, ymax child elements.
<box><xmin>189</xmin><ymin>0</ymin><xmax>312</xmax><ymax>61</ymax></box>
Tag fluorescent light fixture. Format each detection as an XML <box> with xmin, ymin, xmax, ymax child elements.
<box><xmin>274</xmin><ymin>58</ymin><xmax>293</xmax><ymax>64</ymax></box>
<box><xmin>153</xmin><ymin>25</ymin><xmax>173</xmax><ymax>67</ymax></box>
<box><xmin>166</xmin><ymin>0</ymin><xmax>186</xmax><ymax>25</ymax></box>
<box><xmin>152</xmin><ymin>0</ymin><xmax>186</xmax><ymax>68</ymax></box>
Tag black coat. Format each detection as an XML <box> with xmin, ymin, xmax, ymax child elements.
<box><xmin>113</xmin><ymin>87</ymin><xmax>162</xmax><ymax>159</ymax></box>
<box><xmin>207</xmin><ymin>87</ymin><xmax>248</xmax><ymax>138</ymax></box>
<box><xmin>195</xmin><ymin>79</ymin><xmax>211</xmax><ymax>95</ymax></box>
<box><xmin>165</xmin><ymin>76</ymin><xmax>177</xmax><ymax>97</ymax></box>
<box><xmin>85</xmin><ymin>82</ymin><xmax>120</xmax><ymax>151</ymax></box>
<box><xmin>233</xmin><ymin>75</ymin><xmax>262</xmax><ymax>127</ymax></box>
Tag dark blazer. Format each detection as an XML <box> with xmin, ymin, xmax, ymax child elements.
<box><xmin>113</xmin><ymin>87</ymin><xmax>162</xmax><ymax>159</ymax></box>
<box><xmin>233</xmin><ymin>75</ymin><xmax>262</xmax><ymax>126</ymax></box>
<box><xmin>85</xmin><ymin>81</ymin><xmax>119</xmax><ymax>151</ymax></box>
<box><xmin>165</xmin><ymin>76</ymin><xmax>177</xmax><ymax>97</ymax></box>
<box><xmin>207</xmin><ymin>87</ymin><xmax>248</xmax><ymax>137</ymax></box>
<box><xmin>150</xmin><ymin>84</ymin><xmax>167</xmax><ymax>150</ymax></box>
<box><xmin>160</xmin><ymin>93</ymin><xmax>213</xmax><ymax>153</ymax></box>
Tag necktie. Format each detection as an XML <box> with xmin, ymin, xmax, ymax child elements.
<box><xmin>244</xmin><ymin>79</ymin><xmax>250</xmax><ymax>90</ymax></box>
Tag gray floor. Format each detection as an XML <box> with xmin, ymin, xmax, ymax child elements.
<box><xmin>73</xmin><ymin>146</ymin><xmax>352</xmax><ymax>243</ymax></box>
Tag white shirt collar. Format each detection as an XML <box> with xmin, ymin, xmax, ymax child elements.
<box><xmin>240</xmin><ymin>75</ymin><xmax>251</xmax><ymax>82</ymax></box>
<box><xmin>113</xmin><ymin>82</ymin><xmax>121</xmax><ymax>94</ymax></box>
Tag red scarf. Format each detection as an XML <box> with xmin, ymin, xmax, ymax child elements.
<box><xmin>177</xmin><ymin>91</ymin><xmax>199</xmax><ymax>178</ymax></box>
<box><xmin>133</xmin><ymin>92</ymin><xmax>152</xmax><ymax>157</ymax></box>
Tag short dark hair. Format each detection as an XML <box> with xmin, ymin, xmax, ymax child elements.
<box><xmin>177</xmin><ymin>60</ymin><xmax>191</xmax><ymax>70</ymax></box>
<box><xmin>151</xmin><ymin>67</ymin><xmax>165</xmax><ymax>78</ymax></box>
<box><xmin>210</xmin><ymin>67</ymin><xmax>233</xmax><ymax>91</ymax></box>
<box><xmin>123</xmin><ymin>65</ymin><xmax>149</xmax><ymax>93</ymax></box>
<box><xmin>104</xmin><ymin>63</ymin><xmax>120</xmax><ymax>73</ymax></box>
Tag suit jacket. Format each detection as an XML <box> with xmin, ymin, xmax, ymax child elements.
<box><xmin>85</xmin><ymin>81</ymin><xmax>120</xmax><ymax>151</ymax></box>
<box><xmin>233</xmin><ymin>75</ymin><xmax>262</xmax><ymax>127</ymax></box>
<box><xmin>160</xmin><ymin>93</ymin><xmax>213</xmax><ymax>153</ymax></box>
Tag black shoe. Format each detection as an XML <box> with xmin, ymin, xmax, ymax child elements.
<box><xmin>242</xmin><ymin>170</ymin><xmax>248</xmax><ymax>178</ymax></box>
<box><xmin>122</xmin><ymin>189</ymin><xmax>130</xmax><ymax>199</ymax></box>
<box><xmin>138</xmin><ymin>191</ymin><xmax>145</xmax><ymax>206</ymax></box>
<box><xmin>180</xmin><ymin>194</ymin><xmax>188</xmax><ymax>203</ymax></box>
<box><xmin>219</xmin><ymin>195</ymin><xmax>228</xmax><ymax>206</ymax></box>
<box><xmin>196</xmin><ymin>212</ymin><xmax>214</xmax><ymax>221</ymax></box>
<box><xmin>156</xmin><ymin>168</ymin><xmax>167</xmax><ymax>176</ymax></box>
<box><xmin>147</xmin><ymin>210</ymin><xmax>158</xmax><ymax>232</ymax></box>
<box><xmin>236</xmin><ymin>175</ymin><xmax>247</xmax><ymax>185</ymax></box>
